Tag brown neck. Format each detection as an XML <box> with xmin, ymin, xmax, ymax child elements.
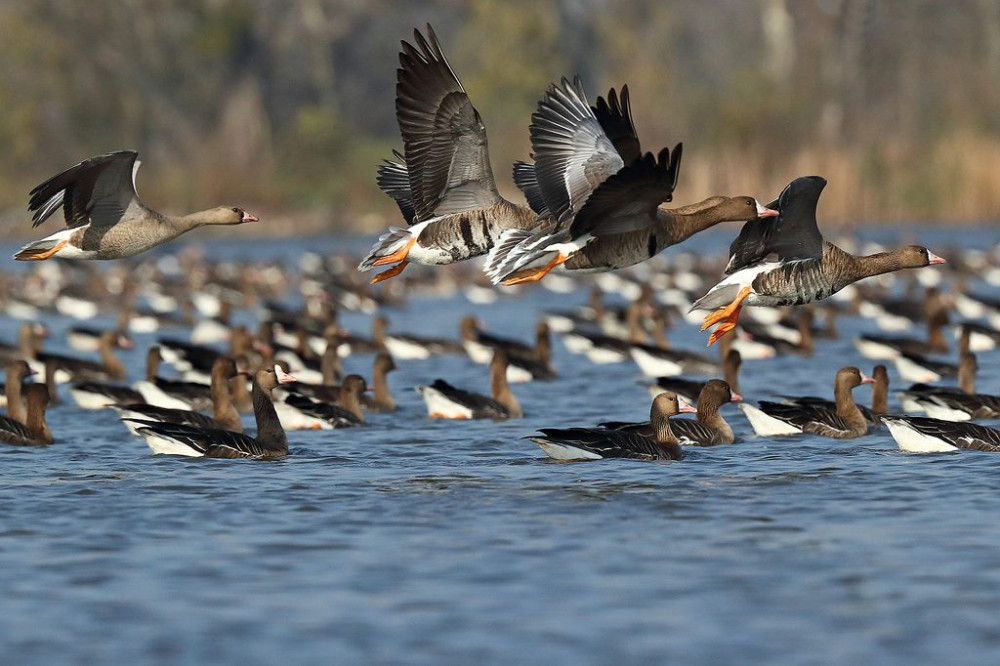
<box><xmin>230</xmin><ymin>375</ymin><xmax>253</xmax><ymax>413</ymax></box>
<box><xmin>626</xmin><ymin>304</ymin><xmax>645</xmax><ymax>344</ymax></box>
<box><xmin>210</xmin><ymin>368</ymin><xmax>241</xmax><ymax>432</ymax></box>
<box><xmin>535</xmin><ymin>327</ymin><xmax>551</xmax><ymax>364</ymax></box>
<box><xmin>797</xmin><ymin>313</ymin><xmax>814</xmax><ymax>354</ymax></box>
<box><xmin>834</xmin><ymin>380</ymin><xmax>867</xmax><ymax>429</ymax></box>
<box><xmin>851</xmin><ymin>251</ymin><xmax>916</xmax><ymax>280</ymax></box>
<box><xmin>656</xmin><ymin>198</ymin><xmax>733</xmax><ymax>245</ymax></box>
<box><xmin>959</xmin><ymin>355</ymin><xmax>977</xmax><ymax>394</ymax></box>
<box><xmin>321</xmin><ymin>348</ymin><xmax>342</xmax><ymax>386</ymax></box>
<box><xmin>871</xmin><ymin>372</ymin><xmax>888</xmax><ymax>414</ymax></box>
<box><xmin>372</xmin><ymin>366</ymin><xmax>394</xmax><ymax>412</ymax></box>
<box><xmin>651</xmin><ymin>412</ymin><xmax>679</xmax><ymax>446</ymax></box>
<box><xmin>26</xmin><ymin>398</ymin><xmax>51</xmax><ymax>444</ymax></box>
<box><xmin>19</xmin><ymin>325</ymin><xmax>35</xmax><ymax>359</ymax></box>
<box><xmin>339</xmin><ymin>385</ymin><xmax>364</xmax><ymax>422</ymax></box>
<box><xmin>146</xmin><ymin>350</ymin><xmax>161</xmax><ymax>382</ymax></box>
<box><xmin>697</xmin><ymin>401</ymin><xmax>733</xmax><ymax>442</ymax></box>
<box><xmin>490</xmin><ymin>358</ymin><xmax>522</xmax><ymax>418</ymax></box>
<box><xmin>99</xmin><ymin>339</ymin><xmax>125</xmax><ymax>380</ymax></box>
<box><xmin>6</xmin><ymin>369</ymin><xmax>25</xmax><ymax>423</ymax></box>
<box><xmin>723</xmin><ymin>352</ymin><xmax>742</xmax><ymax>395</ymax></box>
<box><xmin>927</xmin><ymin>316</ymin><xmax>948</xmax><ymax>353</ymax></box>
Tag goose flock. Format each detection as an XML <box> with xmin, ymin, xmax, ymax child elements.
<box><xmin>1</xmin><ymin>24</ymin><xmax>995</xmax><ymax>460</ymax></box>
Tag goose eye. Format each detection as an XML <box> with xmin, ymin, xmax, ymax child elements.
<box><xmin>231</xmin><ymin>207</ymin><xmax>239</xmax><ymax>213</ymax></box>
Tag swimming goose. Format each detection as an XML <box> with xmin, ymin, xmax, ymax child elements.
<box><xmin>357</xmin><ymin>25</ymin><xmax>538</xmax><ymax>283</ymax></box>
<box><xmin>899</xmin><ymin>353</ymin><xmax>1000</xmax><ymax>420</ymax></box>
<box><xmin>372</xmin><ymin>316</ymin><xmax>463</xmax><ymax>360</ymax></box>
<box><xmin>128</xmin><ymin>365</ymin><xmax>295</xmax><ymax>459</ymax></box>
<box><xmin>0</xmin><ymin>385</ymin><xmax>53</xmax><ymax>446</ymax></box>
<box><xmin>112</xmin><ymin>357</ymin><xmax>243</xmax><ymax>435</ymax></box>
<box><xmin>528</xmin><ymin>392</ymin><xmax>696</xmax><ymax>461</ymax></box>
<box><xmin>740</xmin><ymin>367</ymin><xmax>874</xmax><ymax>439</ymax></box>
<box><xmin>3</xmin><ymin>361</ymin><xmax>34</xmax><ymax>423</ymax></box>
<box><xmin>364</xmin><ymin>353</ymin><xmax>398</xmax><ymax>413</ymax></box>
<box><xmin>15</xmin><ymin>150</ymin><xmax>258</xmax><ymax>260</ymax></box>
<box><xmin>35</xmin><ymin>331</ymin><xmax>127</xmax><ymax>383</ymax></box>
<box><xmin>781</xmin><ymin>364</ymin><xmax>888</xmax><ymax>426</ymax></box>
<box><xmin>646</xmin><ymin>349</ymin><xmax>742</xmax><ymax>404</ymax></box>
<box><xmin>415</xmin><ymin>350</ymin><xmax>522</xmax><ymax>420</ymax></box>
<box><xmin>854</xmin><ymin>305</ymin><xmax>949</xmax><ymax>359</ymax></box>
<box><xmin>132</xmin><ymin>346</ymin><xmax>213</xmax><ymax>410</ymax></box>
<box><xmin>274</xmin><ymin>375</ymin><xmax>367</xmax><ymax>430</ymax></box>
<box><xmin>602</xmin><ymin>379</ymin><xmax>741</xmax><ymax>446</ymax></box>
<box><xmin>691</xmin><ymin>176</ymin><xmax>946</xmax><ymax>345</ymax></box>
<box><xmin>882</xmin><ymin>415</ymin><xmax>1000</xmax><ymax>453</ymax></box>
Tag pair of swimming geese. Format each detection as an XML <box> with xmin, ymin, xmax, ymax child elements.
<box><xmin>16</xmin><ymin>25</ymin><xmax>945</xmax><ymax>346</ymax></box>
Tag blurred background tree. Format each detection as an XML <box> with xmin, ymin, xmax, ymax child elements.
<box><xmin>0</xmin><ymin>0</ymin><xmax>997</xmax><ymax>236</ymax></box>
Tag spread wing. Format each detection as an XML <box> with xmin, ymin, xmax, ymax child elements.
<box><xmin>592</xmin><ymin>85</ymin><xmax>641</xmax><ymax>164</ymax></box>
<box><xmin>376</xmin><ymin>150</ymin><xmax>417</xmax><ymax>225</ymax></box>
<box><xmin>530</xmin><ymin>77</ymin><xmax>623</xmax><ymax>225</ymax></box>
<box><xmin>512</xmin><ymin>161</ymin><xmax>548</xmax><ymax>216</ymax></box>
<box><xmin>725</xmin><ymin>176</ymin><xmax>827</xmax><ymax>274</ymax></box>
<box><xmin>567</xmin><ymin>145</ymin><xmax>682</xmax><ymax>238</ymax></box>
<box><xmin>396</xmin><ymin>25</ymin><xmax>502</xmax><ymax>221</ymax></box>
<box><xmin>29</xmin><ymin>150</ymin><xmax>141</xmax><ymax>229</ymax></box>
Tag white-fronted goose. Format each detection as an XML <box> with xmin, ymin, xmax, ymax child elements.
<box><xmin>781</xmin><ymin>364</ymin><xmax>888</xmax><ymax>426</ymax></box>
<box><xmin>15</xmin><ymin>150</ymin><xmax>258</xmax><ymax>261</ymax></box>
<box><xmin>364</xmin><ymin>353</ymin><xmax>397</xmax><ymax>413</ymax></box>
<box><xmin>357</xmin><ymin>26</ymin><xmax>538</xmax><ymax>283</ymax></box>
<box><xmin>112</xmin><ymin>357</ymin><xmax>243</xmax><ymax>435</ymax></box>
<box><xmin>274</xmin><ymin>375</ymin><xmax>367</xmax><ymax>430</ymax></box>
<box><xmin>483</xmin><ymin>83</ymin><xmax>683</xmax><ymax>285</ymax></box>
<box><xmin>0</xmin><ymin>385</ymin><xmax>52</xmax><ymax>446</ymax></box>
<box><xmin>415</xmin><ymin>351</ymin><xmax>521</xmax><ymax>420</ymax></box>
<box><xmin>3</xmin><ymin>360</ymin><xmax>34</xmax><ymax>423</ymax></box>
<box><xmin>528</xmin><ymin>392</ymin><xmax>696</xmax><ymax>461</ymax></box>
<box><xmin>603</xmin><ymin>379</ymin><xmax>741</xmax><ymax>446</ymax></box>
<box><xmin>646</xmin><ymin>349</ymin><xmax>742</xmax><ymax>404</ymax></box>
<box><xmin>34</xmin><ymin>331</ymin><xmax>126</xmax><ymax>384</ymax></box>
<box><xmin>127</xmin><ymin>365</ymin><xmax>294</xmax><ymax>459</ymax></box>
<box><xmin>372</xmin><ymin>316</ymin><xmax>462</xmax><ymax>360</ymax></box>
<box><xmin>740</xmin><ymin>367</ymin><xmax>874</xmax><ymax>439</ymax></box>
<box><xmin>854</xmin><ymin>305</ymin><xmax>949</xmax><ymax>359</ymax></box>
<box><xmin>883</xmin><ymin>415</ymin><xmax>1000</xmax><ymax>453</ymax></box>
<box><xmin>132</xmin><ymin>346</ymin><xmax>213</xmax><ymax>411</ymax></box>
<box><xmin>692</xmin><ymin>176</ymin><xmax>945</xmax><ymax>345</ymax></box>
<box><xmin>901</xmin><ymin>353</ymin><xmax>1000</xmax><ymax>420</ymax></box>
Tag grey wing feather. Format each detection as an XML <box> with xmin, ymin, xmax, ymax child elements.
<box><xmin>376</xmin><ymin>150</ymin><xmax>417</xmax><ymax>225</ymax></box>
<box><xmin>512</xmin><ymin>161</ymin><xmax>549</xmax><ymax>216</ymax></box>
<box><xmin>395</xmin><ymin>25</ymin><xmax>502</xmax><ymax>221</ymax></box>
<box><xmin>530</xmin><ymin>77</ymin><xmax>623</xmax><ymax>224</ymax></box>
<box><xmin>28</xmin><ymin>150</ymin><xmax>139</xmax><ymax>229</ymax></box>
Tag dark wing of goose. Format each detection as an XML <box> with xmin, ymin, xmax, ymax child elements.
<box><xmin>784</xmin><ymin>396</ymin><xmax>877</xmax><ymax>425</ymax></box>
<box><xmin>73</xmin><ymin>381</ymin><xmax>143</xmax><ymax>404</ymax></box>
<box><xmin>0</xmin><ymin>414</ymin><xmax>38</xmax><ymax>445</ymax></box>
<box><xmin>670</xmin><ymin>418</ymin><xmax>721</xmax><ymax>445</ymax></box>
<box><xmin>283</xmin><ymin>393</ymin><xmax>361</xmax><ymax>426</ymax></box>
<box><xmin>477</xmin><ymin>332</ymin><xmax>534</xmax><ymax>356</ymax></box>
<box><xmin>597</xmin><ymin>420</ymin><xmax>654</xmax><ymax>438</ymax></box>
<box><xmin>530</xmin><ymin>77</ymin><xmax>623</xmax><ymax>225</ymax></box>
<box><xmin>512</xmin><ymin>161</ymin><xmax>549</xmax><ymax>216</ymax></box>
<box><xmin>900</xmin><ymin>353</ymin><xmax>958</xmax><ymax>378</ymax></box>
<box><xmin>725</xmin><ymin>176</ymin><xmax>826</xmax><ymax>274</ymax></box>
<box><xmin>886</xmin><ymin>416</ymin><xmax>1000</xmax><ymax>451</ymax></box>
<box><xmin>568</xmin><ymin>145</ymin><xmax>682</xmax><ymax>238</ymax></box>
<box><xmin>534</xmin><ymin>427</ymin><xmax>668</xmax><ymax>460</ymax></box>
<box><xmin>652</xmin><ymin>377</ymin><xmax>706</xmax><ymax>403</ymax></box>
<box><xmin>29</xmin><ymin>150</ymin><xmax>139</xmax><ymax>229</ymax></box>
<box><xmin>757</xmin><ymin>400</ymin><xmax>854</xmax><ymax>437</ymax></box>
<box><xmin>134</xmin><ymin>420</ymin><xmax>264</xmax><ymax>458</ymax></box>
<box><xmin>429</xmin><ymin>379</ymin><xmax>507</xmax><ymax>419</ymax></box>
<box><xmin>158</xmin><ymin>338</ymin><xmax>223</xmax><ymax>372</ymax></box>
<box><xmin>592</xmin><ymin>86</ymin><xmax>641</xmax><ymax>164</ymax></box>
<box><xmin>930</xmin><ymin>392</ymin><xmax>1000</xmax><ymax>417</ymax></box>
<box><xmin>376</xmin><ymin>150</ymin><xmax>417</xmax><ymax>225</ymax></box>
<box><xmin>396</xmin><ymin>25</ymin><xmax>502</xmax><ymax>220</ymax></box>
<box><xmin>116</xmin><ymin>403</ymin><xmax>218</xmax><ymax>428</ymax></box>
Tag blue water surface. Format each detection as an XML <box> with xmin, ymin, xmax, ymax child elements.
<box><xmin>1</xmin><ymin>228</ymin><xmax>999</xmax><ymax>665</ymax></box>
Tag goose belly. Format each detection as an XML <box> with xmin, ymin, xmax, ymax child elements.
<box><xmin>921</xmin><ymin>402</ymin><xmax>971</xmax><ymax>422</ymax></box>
<box><xmin>740</xmin><ymin>403</ymin><xmax>802</xmax><ymax>436</ymax></box>
<box><xmin>506</xmin><ymin>365</ymin><xmax>534</xmax><ymax>384</ymax></box>
<box><xmin>69</xmin><ymin>388</ymin><xmax>118</xmax><ymax>410</ymax></box>
<box><xmin>532</xmin><ymin>439</ymin><xmax>603</xmax><ymax>461</ymax></box>
<box><xmin>892</xmin><ymin>357</ymin><xmax>942</xmax><ymax>384</ymax></box>
<box><xmin>853</xmin><ymin>338</ymin><xmax>902</xmax><ymax>360</ymax></box>
<box><xmin>463</xmin><ymin>340</ymin><xmax>495</xmax><ymax>365</ymax></box>
<box><xmin>133</xmin><ymin>381</ymin><xmax>197</xmax><ymax>410</ymax></box>
<box><xmin>385</xmin><ymin>337</ymin><xmax>432</xmax><ymax>360</ymax></box>
<box><xmin>630</xmin><ymin>348</ymin><xmax>684</xmax><ymax>377</ymax></box>
<box><xmin>884</xmin><ymin>421</ymin><xmax>958</xmax><ymax>453</ymax></box>
<box><xmin>273</xmin><ymin>402</ymin><xmax>333</xmax><ymax>430</ymax></box>
<box><xmin>140</xmin><ymin>432</ymin><xmax>205</xmax><ymax>457</ymax></box>
<box><xmin>416</xmin><ymin>386</ymin><xmax>474</xmax><ymax>419</ymax></box>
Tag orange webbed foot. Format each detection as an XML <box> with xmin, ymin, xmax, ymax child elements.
<box><xmin>499</xmin><ymin>253</ymin><xmax>567</xmax><ymax>286</ymax></box>
<box><xmin>700</xmin><ymin>286</ymin><xmax>751</xmax><ymax>331</ymax></box>
<box><xmin>370</xmin><ymin>260</ymin><xmax>409</xmax><ymax>284</ymax></box>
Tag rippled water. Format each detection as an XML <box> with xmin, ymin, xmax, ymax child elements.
<box><xmin>2</xmin><ymin>229</ymin><xmax>999</xmax><ymax>664</ymax></box>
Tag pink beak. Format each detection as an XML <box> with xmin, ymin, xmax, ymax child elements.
<box><xmin>927</xmin><ymin>251</ymin><xmax>946</xmax><ymax>266</ymax></box>
<box><xmin>118</xmin><ymin>335</ymin><xmax>133</xmax><ymax>349</ymax></box>
<box><xmin>678</xmin><ymin>400</ymin><xmax>698</xmax><ymax>414</ymax></box>
<box><xmin>242</xmin><ymin>211</ymin><xmax>259</xmax><ymax>223</ymax></box>
<box><xmin>860</xmin><ymin>373</ymin><xmax>875</xmax><ymax>385</ymax></box>
<box><xmin>755</xmin><ymin>202</ymin><xmax>779</xmax><ymax>218</ymax></box>
<box><xmin>274</xmin><ymin>364</ymin><xmax>297</xmax><ymax>384</ymax></box>
<box><xmin>730</xmin><ymin>392</ymin><xmax>744</xmax><ymax>402</ymax></box>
